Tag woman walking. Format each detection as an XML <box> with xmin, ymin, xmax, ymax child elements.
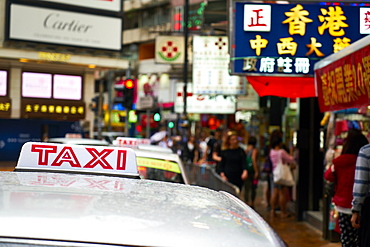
<box><xmin>219</xmin><ymin>133</ymin><xmax>248</xmax><ymax>191</ymax></box>
<box><xmin>270</xmin><ymin>136</ymin><xmax>296</xmax><ymax>218</ymax></box>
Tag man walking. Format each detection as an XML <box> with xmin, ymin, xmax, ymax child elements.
<box><xmin>351</xmin><ymin>143</ymin><xmax>370</xmax><ymax>247</ymax></box>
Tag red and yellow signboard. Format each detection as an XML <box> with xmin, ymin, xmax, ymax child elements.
<box><xmin>315</xmin><ymin>43</ymin><xmax>370</xmax><ymax>112</ymax></box>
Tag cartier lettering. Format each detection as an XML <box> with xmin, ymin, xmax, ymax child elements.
<box><xmin>43</xmin><ymin>13</ymin><xmax>93</xmax><ymax>33</ymax></box>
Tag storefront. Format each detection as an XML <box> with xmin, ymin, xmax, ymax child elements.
<box><xmin>314</xmin><ymin>34</ymin><xmax>370</xmax><ymax>240</ymax></box>
<box><xmin>0</xmin><ymin>0</ymin><xmax>130</xmax><ymax>162</ymax></box>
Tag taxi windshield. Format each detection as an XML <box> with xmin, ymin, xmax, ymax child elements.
<box><xmin>137</xmin><ymin>157</ymin><xmax>184</xmax><ymax>184</ymax></box>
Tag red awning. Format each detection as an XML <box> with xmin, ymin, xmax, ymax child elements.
<box><xmin>247</xmin><ymin>76</ymin><xmax>316</xmax><ymax>98</ymax></box>
<box><xmin>314</xmin><ymin>35</ymin><xmax>370</xmax><ymax>112</ymax></box>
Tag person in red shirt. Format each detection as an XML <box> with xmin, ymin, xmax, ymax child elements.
<box><xmin>324</xmin><ymin>129</ymin><xmax>368</xmax><ymax>247</ymax></box>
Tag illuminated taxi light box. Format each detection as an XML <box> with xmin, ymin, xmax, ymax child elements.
<box><xmin>22</xmin><ymin>72</ymin><xmax>52</xmax><ymax>98</ymax></box>
<box><xmin>0</xmin><ymin>70</ymin><xmax>7</xmax><ymax>96</ymax></box>
<box><xmin>53</xmin><ymin>74</ymin><xmax>82</xmax><ymax>100</ymax></box>
<box><xmin>230</xmin><ymin>2</ymin><xmax>368</xmax><ymax>76</ymax></box>
<box><xmin>136</xmin><ymin>157</ymin><xmax>181</xmax><ymax>174</ymax></box>
<box><xmin>16</xmin><ymin>142</ymin><xmax>139</xmax><ymax>177</ymax></box>
<box><xmin>115</xmin><ymin>137</ymin><xmax>151</xmax><ymax>148</ymax></box>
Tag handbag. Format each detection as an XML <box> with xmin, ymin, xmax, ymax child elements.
<box><xmin>273</xmin><ymin>151</ymin><xmax>295</xmax><ymax>187</ymax></box>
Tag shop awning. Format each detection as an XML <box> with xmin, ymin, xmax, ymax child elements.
<box><xmin>247</xmin><ymin>76</ymin><xmax>316</xmax><ymax>98</ymax></box>
<box><xmin>314</xmin><ymin>35</ymin><xmax>370</xmax><ymax>112</ymax></box>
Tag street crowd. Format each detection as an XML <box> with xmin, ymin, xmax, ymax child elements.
<box><xmin>151</xmin><ymin>125</ymin><xmax>370</xmax><ymax>247</ymax></box>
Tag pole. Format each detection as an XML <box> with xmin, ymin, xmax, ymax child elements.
<box><xmin>97</xmin><ymin>79</ymin><xmax>104</xmax><ymax>140</ymax></box>
<box><xmin>125</xmin><ymin>62</ymin><xmax>131</xmax><ymax>137</ymax></box>
<box><xmin>107</xmin><ymin>71</ymin><xmax>113</xmax><ymax>132</ymax></box>
<box><xmin>146</xmin><ymin>109</ymin><xmax>150</xmax><ymax>138</ymax></box>
<box><xmin>183</xmin><ymin>0</ymin><xmax>189</xmax><ymax>119</ymax></box>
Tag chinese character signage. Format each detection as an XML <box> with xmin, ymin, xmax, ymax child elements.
<box><xmin>193</xmin><ymin>36</ymin><xmax>245</xmax><ymax>95</ymax></box>
<box><xmin>315</xmin><ymin>35</ymin><xmax>370</xmax><ymax>112</ymax></box>
<box><xmin>0</xmin><ymin>98</ymin><xmax>11</xmax><ymax>118</ymax></box>
<box><xmin>230</xmin><ymin>2</ymin><xmax>368</xmax><ymax>76</ymax></box>
<box><xmin>21</xmin><ymin>99</ymin><xmax>85</xmax><ymax>120</ymax></box>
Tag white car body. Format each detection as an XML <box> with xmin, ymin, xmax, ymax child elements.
<box><xmin>0</xmin><ymin>142</ymin><xmax>286</xmax><ymax>247</ymax></box>
<box><xmin>0</xmin><ymin>171</ymin><xmax>286</xmax><ymax>247</ymax></box>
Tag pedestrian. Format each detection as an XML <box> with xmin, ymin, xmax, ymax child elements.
<box><xmin>182</xmin><ymin>135</ymin><xmax>199</xmax><ymax>165</ymax></box>
<box><xmin>202</xmin><ymin>128</ymin><xmax>222</xmax><ymax>163</ymax></box>
<box><xmin>351</xmin><ymin>142</ymin><xmax>370</xmax><ymax>247</ymax></box>
<box><xmin>269</xmin><ymin>135</ymin><xmax>296</xmax><ymax>218</ymax></box>
<box><xmin>263</xmin><ymin>130</ymin><xmax>288</xmax><ymax>211</ymax></box>
<box><xmin>219</xmin><ymin>133</ymin><xmax>248</xmax><ymax>191</ymax></box>
<box><xmin>244</xmin><ymin>136</ymin><xmax>259</xmax><ymax>209</ymax></box>
<box><xmin>325</xmin><ymin>129</ymin><xmax>368</xmax><ymax>247</ymax></box>
<box><xmin>158</xmin><ymin>134</ymin><xmax>170</xmax><ymax>148</ymax></box>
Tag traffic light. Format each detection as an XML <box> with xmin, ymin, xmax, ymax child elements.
<box><xmin>113</xmin><ymin>79</ymin><xmax>125</xmax><ymax>104</ymax></box>
<box><xmin>91</xmin><ymin>96</ymin><xmax>99</xmax><ymax>113</ymax></box>
<box><xmin>153</xmin><ymin>112</ymin><xmax>161</xmax><ymax>122</ymax></box>
<box><xmin>168</xmin><ymin>121</ymin><xmax>175</xmax><ymax>129</ymax></box>
<box><xmin>113</xmin><ymin>78</ymin><xmax>135</xmax><ymax>109</ymax></box>
<box><xmin>123</xmin><ymin>79</ymin><xmax>134</xmax><ymax>109</ymax></box>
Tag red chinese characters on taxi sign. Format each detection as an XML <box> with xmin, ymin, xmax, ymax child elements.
<box><xmin>16</xmin><ymin>142</ymin><xmax>139</xmax><ymax>176</ymax></box>
<box><xmin>115</xmin><ymin>137</ymin><xmax>151</xmax><ymax>148</ymax></box>
<box><xmin>315</xmin><ymin>44</ymin><xmax>370</xmax><ymax>112</ymax></box>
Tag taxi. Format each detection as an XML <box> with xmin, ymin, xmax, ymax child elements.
<box><xmin>0</xmin><ymin>142</ymin><xmax>286</xmax><ymax>247</ymax></box>
<box><xmin>114</xmin><ymin>137</ymin><xmax>189</xmax><ymax>185</ymax></box>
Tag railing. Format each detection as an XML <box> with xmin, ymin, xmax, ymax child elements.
<box><xmin>183</xmin><ymin>161</ymin><xmax>240</xmax><ymax>197</ymax></box>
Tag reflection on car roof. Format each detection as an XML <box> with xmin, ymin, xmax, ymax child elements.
<box><xmin>0</xmin><ymin>171</ymin><xmax>285</xmax><ymax>247</ymax></box>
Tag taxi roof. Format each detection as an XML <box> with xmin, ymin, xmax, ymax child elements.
<box><xmin>0</xmin><ymin>171</ymin><xmax>285</xmax><ymax>247</ymax></box>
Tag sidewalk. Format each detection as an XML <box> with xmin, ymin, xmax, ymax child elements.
<box><xmin>248</xmin><ymin>181</ymin><xmax>341</xmax><ymax>247</ymax></box>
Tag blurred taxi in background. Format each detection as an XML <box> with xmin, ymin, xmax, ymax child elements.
<box><xmin>113</xmin><ymin>137</ymin><xmax>189</xmax><ymax>184</ymax></box>
<box><xmin>0</xmin><ymin>142</ymin><xmax>286</xmax><ymax>247</ymax></box>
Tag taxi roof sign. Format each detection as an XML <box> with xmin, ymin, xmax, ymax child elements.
<box><xmin>115</xmin><ymin>137</ymin><xmax>151</xmax><ymax>148</ymax></box>
<box><xmin>16</xmin><ymin>142</ymin><xmax>139</xmax><ymax>177</ymax></box>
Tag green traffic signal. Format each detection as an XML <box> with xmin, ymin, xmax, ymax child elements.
<box><xmin>154</xmin><ymin>113</ymin><xmax>161</xmax><ymax>122</ymax></box>
<box><xmin>168</xmin><ymin>121</ymin><xmax>174</xmax><ymax>129</ymax></box>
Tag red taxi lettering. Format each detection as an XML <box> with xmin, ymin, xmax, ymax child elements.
<box><xmin>31</xmin><ymin>144</ymin><xmax>57</xmax><ymax>166</ymax></box>
<box><xmin>84</xmin><ymin>148</ymin><xmax>114</xmax><ymax>169</ymax></box>
<box><xmin>120</xmin><ymin>139</ymin><xmax>136</xmax><ymax>146</ymax></box>
<box><xmin>84</xmin><ymin>177</ymin><xmax>111</xmax><ymax>189</ymax></box>
<box><xmin>29</xmin><ymin>144</ymin><xmax>130</xmax><ymax>171</ymax></box>
<box><xmin>114</xmin><ymin>181</ymin><xmax>124</xmax><ymax>190</ymax></box>
<box><xmin>116</xmin><ymin>150</ymin><xmax>127</xmax><ymax>170</ymax></box>
<box><xmin>51</xmin><ymin>146</ymin><xmax>81</xmax><ymax>167</ymax></box>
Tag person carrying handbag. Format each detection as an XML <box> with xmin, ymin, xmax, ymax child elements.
<box><xmin>269</xmin><ymin>136</ymin><xmax>296</xmax><ymax>218</ymax></box>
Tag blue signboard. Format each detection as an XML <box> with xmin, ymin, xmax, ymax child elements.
<box><xmin>0</xmin><ymin>119</ymin><xmax>82</xmax><ymax>161</ymax></box>
<box><xmin>230</xmin><ymin>2</ymin><xmax>369</xmax><ymax>76</ymax></box>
